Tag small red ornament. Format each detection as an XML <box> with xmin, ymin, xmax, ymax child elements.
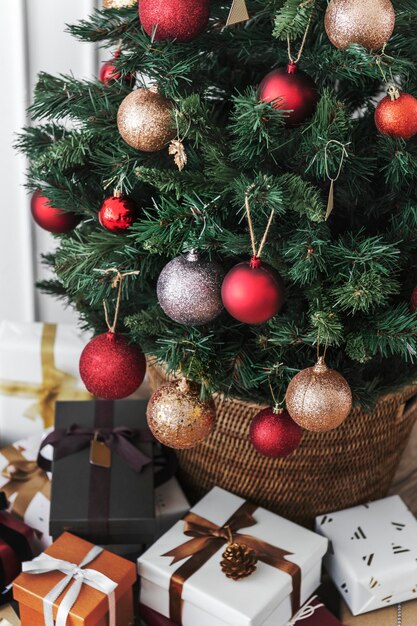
<box><xmin>139</xmin><ymin>0</ymin><xmax>210</xmax><ymax>42</ymax></box>
<box><xmin>31</xmin><ymin>190</ymin><xmax>80</xmax><ymax>234</ymax></box>
<box><xmin>221</xmin><ymin>257</ymin><xmax>285</xmax><ymax>325</ymax></box>
<box><xmin>249</xmin><ymin>407</ymin><xmax>302</xmax><ymax>458</ymax></box>
<box><xmin>79</xmin><ymin>332</ymin><xmax>146</xmax><ymax>400</ymax></box>
<box><xmin>258</xmin><ymin>62</ymin><xmax>319</xmax><ymax>126</ymax></box>
<box><xmin>98</xmin><ymin>194</ymin><xmax>138</xmax><ymax>232</ymax></box>
<box><xmin>99</xmin><ymin>50</ymin><xmax>135</xmax><ymax>86</ymax></box>
<box><xmin>375</xmin><ymin>87</ymin><xmax>417</xmax><ymax>140</ymax></box>
<box><xmin>411</xmin><ymin>286</ymin><xmax>417</xmax><ymax>312</ymax></box>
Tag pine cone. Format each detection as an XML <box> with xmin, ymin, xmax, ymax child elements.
<box><xmin>220</xmin><ymin>542</ymin><xmax>258</xmax><ymax>581</ymax></box>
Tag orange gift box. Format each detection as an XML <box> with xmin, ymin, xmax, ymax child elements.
<box><xmin>12</xmin><ymin>532</ymin><xmax>137</xmax><ymax>626</ymax></box>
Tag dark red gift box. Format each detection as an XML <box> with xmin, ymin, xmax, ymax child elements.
<box><xmin>0</xmin><ymin>492</ymin><xmax>35</xmax><ymax>592</ymax></box>
<box><xmin>139</xmin><ymin>596</ymin><xmax>344</xmax><ymax>626</ymax></box>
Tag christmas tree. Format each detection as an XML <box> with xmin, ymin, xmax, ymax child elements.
<box><xmin>18</xmin><ymin>0</ymin><xmax>417</xmax><ymax>422</ymax></box>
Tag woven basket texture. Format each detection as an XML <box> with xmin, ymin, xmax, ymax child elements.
<box><xmin>147</xmin><ymin>363</ymin><xmax>417</xmax><ymax>527</ymax></box>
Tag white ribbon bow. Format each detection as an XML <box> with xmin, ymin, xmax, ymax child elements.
<box><xmin>22</xmin><ymin>545</ymin><xmax>117</xmax><ymax>626</ymax></box>
<box><xmin>287</xmin><ymin>596</ymin><xmax>324</xmax><ymax>625</ymax></box>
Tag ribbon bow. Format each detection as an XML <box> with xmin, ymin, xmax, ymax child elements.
<box><xmin>1</xmin><ymin>447</ymin><xmax>50</xmax><ymax>519</ymax></box>
<box><xmin>286</xmin><ymin>596</ymin><xmax>324</xmax><ymax>625</ymax></box>
<box><xmin>0</xmin><ymin>324</ymin><xmax>90</xmax><ymax>428</ymax></box>
<box><xmin>38</xmin><ymin>424</ymin><xmax>153</xmax><ymax>473</ymax></box>
<box><xmin>162</xmin><ymin>501</ymin><xmax>301</xmax><ymax>624</ymax></box>
<box><xmin>22</xmin><ymin>546</ymin><xmax>117</xmax><ymax>626</ymax></box>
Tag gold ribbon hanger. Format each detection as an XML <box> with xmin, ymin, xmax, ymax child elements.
<box><xmin>0</xmin><ymin>324</ymin><xmax>90</xmax><ymax>428</ymax></box>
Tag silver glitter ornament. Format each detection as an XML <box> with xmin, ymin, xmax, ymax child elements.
<box><xmin>157</xmin><ymin>251</ymin><xmax>225</xmax><ymax>326</ymax></box>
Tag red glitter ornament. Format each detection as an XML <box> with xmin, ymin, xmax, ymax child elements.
<box><xmin>31</xmin><ymin>190</ymin><xmax>80</xmax><ymax>233</ymax></box>
<box><xmin>411</xmin><ymin>286</ymin><xmax>417</xmax><ymax>312</ymax></box>
<box><xmin>249</xmin><ymin>407</ymin><xmax>302</xmax><ymax>458</ymax></box>
<box><xmin>79</xmin><ymin>332</ymin><xmax>146</xmax><ymax>400</ymax></box>
<box><xmin>98</xmin><ymin>194</ymin><xmax>138</xmax><ymax>232</ymax></box>
<box><xmin>221</xmin><ymin>257</ymin><xmax>285</xmax><ymax>325</ymax></box>
<box><xmin>99</xmin><ymin>50</ymin><xmax>135</xmax><ymax>86</ymax></box>
<box><xmin>375</xmin><ymin>87</ymin><xmax>417</xmax><ymax>140</ymax></box>
<box><xmin>139</xmin><ymin>0</ymin><xmax>210</xmax><ymax>42</ymax></box>
<box><xmin>258</xmin><ymin>62</ymin><xmax>319</xmax><ymax>126</ymax></box>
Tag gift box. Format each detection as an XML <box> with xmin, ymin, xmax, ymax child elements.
<box><xmin>13</xmin><ymin>531</ymin><xmax>136</xmax><ymax>626</ymax></box>
<box><xmin>139</xmin><ymin>595</ymin><xmax>344</xmax><ymax>626</ymax></box>
<box><xmin>341</xmin><ymin>598</ymin><xmax>417</xmax><ymax>625</ymax></box>
<box><xmin>138</xmin><ymin>487</ymin><xmax>328</xmax><ymax>626</ymax></box>
<box><xmin>315</xmin><ymin>495</ymin><xmax>417</xmax><ymax>615</ymax></box>
<box><xmin>0</xmin><ymin>492</ymin><xmax>36</xmax><ymax>592</ymax></box>
<box><xmin>0</xmin><ymin>432</ymin><xmax>52</xmax><ymax>551</ymax></box>
<box><xmin>0</xmin><ymin>321</ymin><xmax>90</xmax><ymax>445</ymax></box>
<box><xmin>0</xmin><ymin>604</ymin><xmax>20</xmax><ymax>625</ymax></box>
<box><xmin>48</xmin><ymin>399</ymin><xmax>156</xmax><ymax>545</ymax></box>
<box><xmin>154</xmin><ymin>478</ymin><xmax>189</xmax><ymax>539</ymax></box>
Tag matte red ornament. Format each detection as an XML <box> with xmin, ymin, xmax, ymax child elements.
<box><xmin>249</xmin><ymin>407</ymin><xmax>302</xmax><ymax>458</ymax></box>
<box><xmin>221</xmin><ymin>257</ymin><xmax>285</xmax><ymax>325</ymax></box>
<box><xmin>31</xmin><ymin>190</ymin><xmax>80</xmax><ymax>234</ymax></box>
<box><xmin>139</xmin><ymin>0</ymin><xmax>210</xmax><ymax>42</ymax></box>
<box><xmin>98</xmin><ymin>194</ymin><xmax>138</xmax><ymax>232</ymax></box>
<box><xmin>99</xmin><ymin>50</ymin><xmax>135</xmax><ymax>86</ymax></box>
<box><xmin>258</xmin><ymin>62</ymin><xmax>319</xmax><ymax>126</ymax></box>
<box><xmin>79</xmin><ymin>331</ymin><xmax>146</xmax><ymax>400</ymax></box>
<box><xmin>375</xmin><ymin>87</ymin><xmax>417</xmax><ymax>140</ymax></box>
<box><xmin>411</xmin><ymin>286</ymin><xmax>417</xmax><ymax>312</ymax></box>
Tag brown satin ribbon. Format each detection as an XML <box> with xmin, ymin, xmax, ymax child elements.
<box><xmin>1</xmin><ymin>446</ymin><xmax>50</xmax><ymax>519</ymax></box>
<box><xmin>0</xmin><ymin>324</ymin><xmax>90</xmax><ymax>428</ymax></box>
<box><xmin>163</xmin><ymin>501</ymin><xmax>301</xmax><ymax>624</ymax></box>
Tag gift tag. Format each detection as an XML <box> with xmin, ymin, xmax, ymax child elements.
<box><xmin>90</xmin><ymin>438</ymin><xmax>111</xmax><ymax>468</ymax></box>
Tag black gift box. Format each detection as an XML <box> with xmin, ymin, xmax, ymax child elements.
<box><xmin>49</xmin><ymin>400</ymin><xmax>156</xmax><ymax>545</ymax></box>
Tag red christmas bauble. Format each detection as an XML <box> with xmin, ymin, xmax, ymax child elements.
<box><xmin>31</xmin><ymin>190</ymin><xmax>80</xmax><ymax>233</ymax></box>
<box><xmin>99</xmin><ymin>51</ymin><xmax>135</xmax><ymax>86</ymax></box>
<box><xmin>249</xmin><ymin>407</ymin><xmax>302</xmax><ymax>458</ymax></box>
<box><xmin>258</xmin><ymin>62</ymin><xmax>319</xmax><ymax>126</ymax></box>
<box><xmin>98</xmin><ymin>195</ymin><xmax>138</xmax><ymax>232</ymax></box>
<box><xmin>139</xmin><ymin>0</ymin><xmax>210</xmax><ymax>42</ymax></box>
<box><xmin>411</xmin><ymin>286</ymin><xmax>417</xmax><ymax>312</ymax></box>
<box><xmin>221</xmin><ymin>257</ymin><xmax>285</xmax><ymax>325</ymax></box>
<box><xmin>375</xmin><ymin>87</ymin><xmax>417</xmax><ymax>140</ymax></box>
<box><xmin>79</xmin><ymin>332</ymin><xmax>146</xmax><ymax>400</ymax></box>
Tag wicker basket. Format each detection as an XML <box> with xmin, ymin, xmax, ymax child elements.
<box><xmin>148</xmin><ymin>364</ymin><xmax>417</xmax><ymax>527</ymax></box>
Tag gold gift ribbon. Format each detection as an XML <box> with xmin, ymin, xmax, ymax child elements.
<box><xmin>1</xmin><ymin>446</ymin><xmax>50</xmax><ymax>519</ymax></box>
<box><xmin>0</xmin><ymin>324</ymin><xmax>90</xmax><ymax>428</ymax></box>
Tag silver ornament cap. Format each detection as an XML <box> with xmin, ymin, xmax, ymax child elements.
<box><xmin>157</xmin><ymin>251</ymin><xmax>225</xmax><ymax>326</ymax></box>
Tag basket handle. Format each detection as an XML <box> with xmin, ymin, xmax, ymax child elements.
<box><xmin>396</xmin><ymin>391</ymin><xmax>417</xmax><ymax>424</ymax></box>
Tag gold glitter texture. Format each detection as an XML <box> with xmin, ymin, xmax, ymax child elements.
<box><xmin>325</xmin><ymin>0</ymin><xmax>395</xmax><ymax>51</ymax></box>
<box><xmin>103</xmin><ymin>0</ymin><xmax>136</xmax><ymax>8</ymax></box>
<box><xmin>117</xmin><ymin>88</ymin><xmax>176</xmax><ymax>153</ymax></box>
<box><xmin>285</xmin><ymin>357</ymin><xmax>352</xmax><ymax>432</ymax></box>
<box><xmin>147</xmin><ymin>379</ymin><xmax>216</xmax><ymax>449</ymax></box>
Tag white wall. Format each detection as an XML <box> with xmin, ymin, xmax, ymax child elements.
<box><xmin>0</xmin><ymin>0</ymin><xmax>99</xmax><ymax>324</ymax></box>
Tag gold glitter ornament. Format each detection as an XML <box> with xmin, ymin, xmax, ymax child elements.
<box><xmin>285</xmin><ymin>357</ymin><xmax>352</xmax><ymax>432</ymax></box>
<box><xmin>147</xmin><ymin>378</ymin><xmax>216</xmax><ymax>449</ymax></box>
<box><xmin>117</xmin><ymin>88</ymin><xmax>176</xmax><ymax>153</ymax></box>
<box><xmin>103</xmin><ymin>0</ymin><xmax>136</xmax><ymax>8</ymax></box>
<box><xmin>325</xmin><ymin>0</ymin><xmax>395</xmax><ymax>51</ymax></box>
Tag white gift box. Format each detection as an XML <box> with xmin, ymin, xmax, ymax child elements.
<box><xmin>138</xmin><ymin>487</ymin><xmax>328</xmax><ymax>626</ymax></box>
<box><xmin>155</xmin><ymin>477</ymin><xmax>190</xmax><ymax>538</ymax></box>
<box><xmin>0</xmin><ymin>321</ymin><xmax>90</xmax><ymax>445</ymax></box>
<box><xmin>315</xmin><ymin>495</ymin><xmax>417</xmax><ymax>615</ymax></box>
<box><xmin>0</xmin><ymin>430</ymin><xmax>52</xmax><ymax>552</ymax></box>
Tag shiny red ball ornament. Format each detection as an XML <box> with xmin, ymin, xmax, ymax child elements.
<box><xmin>31</xmin><ymin>190</ymin><xmax>80</xmax><ymax>233</ymax></box>
<box><xmin>258</xmin><ymin>62</ymin><xmax>319</xmax><ymax>126</ymax></box>
<box><xmin>99</xmin><ymin>50</ymin><xmax>135</xmax><ymax>86</ymax></box>
<box><xmin>249</xmin><ymin>407</ymin><xmax>302</xmax><ymax>458</ymax></box>
<box><xmin>375</xmin><ymin>87</ymin><xmax>417</xmax><ymax>140</ymax></box>
<box><xmin>221</xmin><ymin>257</ymin><xmax>285</xmax><ymax>325</ymax></box>
<box><xmin>411</xmin><ymin>286</ymin><xmax>417</xmax><ymax>313</ymax></box>
<box><xmin>98</xmin><ymin>194</ymin><xmax>138</xmax><ymax>232</ymax></box>
<box><xmin>79</xmin><ymin>332</ymin><xmax>146</xmax><ymax>400</ymax></box>
<box><xmin>139</xmin><ymin>0</ymin><xmax>210</xmax><ymax>42</ymax></box>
